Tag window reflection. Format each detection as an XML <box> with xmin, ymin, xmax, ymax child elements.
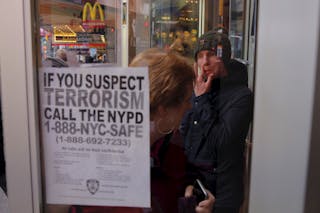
<box><xmin>38</xmin><ymin>0</ymin><xmax>247</xmax><ymax>66</ymax></box>
<box><xmin>150</xmin><ymin>1</ymin><xmax>199</xmax><ymax>58</ymax></box>
<box><xmin>39</xmin><ymin>0</ymin><xmax>120</xmax><ymax>67</ymax></box>
<box><xmin>229</xmin><ymin>0</ymin><xmax>245</xmax><ymax>59</ymax></box>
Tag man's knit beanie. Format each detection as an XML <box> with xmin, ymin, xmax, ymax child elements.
<box><xmin>194</xmin><ymin>27</ymin><xmax>231</xmax><ymax>66</ymax></box>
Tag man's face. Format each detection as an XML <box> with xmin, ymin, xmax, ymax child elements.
<box><xmin>196</xmin><ymin>50</ymin><xmax>226</xmax><ymax>79</ymax></box>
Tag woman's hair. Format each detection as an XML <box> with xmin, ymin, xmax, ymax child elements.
<box><xmin>129</xmin><ymin>48</ymin><xmax>195</xmax><ymax>117</ymax></box>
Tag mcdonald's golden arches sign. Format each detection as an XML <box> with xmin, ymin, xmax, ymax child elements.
<box><xmin>82</xmin><ymin>2</ymin><xmax>105</xmax><ymax>27</ymax></box>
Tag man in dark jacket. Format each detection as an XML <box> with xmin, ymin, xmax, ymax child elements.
<box><xmin>180</xmin><ymin>29</ymin><xmax>253</xmax><ymax>213</ymax></box>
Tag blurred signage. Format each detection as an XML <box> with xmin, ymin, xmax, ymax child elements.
<box><xmin>53</xmin><ymin>25</ymin><xmax>77</xmax><ymax>44</ymax></box>
<box><xmin>82</xmin><ymin>2</ymin><xmax>105</xmax><ymax>28</ymax></box>
<box><xmin>60</xmin><ymin>0</ymin><xmax>82</xmax><ymax>4</ymax></box>
<box><xmin>77</xmin><ymin>32</ymin><xmax>105</xmax><ymax>43</ymax></box>
<box><xmin>54</xmin><ymin>35</ymin><xmax>77</xmax><ymax>43</ymax></box>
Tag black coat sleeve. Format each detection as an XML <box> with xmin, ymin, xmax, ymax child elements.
<box><xmin>207</xmin><ymin>90</ymin><xmax>253</xmax><ymax>208</ymax></box>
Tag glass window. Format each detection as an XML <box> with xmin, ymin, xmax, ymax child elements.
<box><xmin>127</xmin><ymin>0</ymin><xmax>200</xmax><ymax>62</ymax></box>
<box><xmin>38</xmin><ymin>0</ymin><xmax>201</xmax><ymax>67</ymax></box>
<box><xmin>229</xmin><ymin>0</ymin><xmax>246</xmax><ymax>59</ymax></box>
<box><xmin>149</xmin><ymin>0</ymin><xmax>199</xmax><ymax>58</ymax></box>
<box><xmin>39</xmin><ymin>0</ymin><xmax>121</xmax><ymax>67</ymax></box>
<box><xmin>127</xmin><ymin>0</ymin><xmax>151</xmax><ymax>62</ymax></box>
<box><xmin>205</xmin><ymin>0</ymin><xmax>247</xmax><ymax>60</ymax></box>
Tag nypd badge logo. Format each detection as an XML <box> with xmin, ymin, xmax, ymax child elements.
<box><xmin>86</xmin><ymin>179</ymin><xmax>99</xmax><ymax>195</ymax></box>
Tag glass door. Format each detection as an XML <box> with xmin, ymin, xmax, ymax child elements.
<box><xmin>35</xmin><ymin>1</ymin><xmax>255</xmax><ymax>212</ymax></box>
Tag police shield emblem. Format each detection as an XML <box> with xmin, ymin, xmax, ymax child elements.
<box><xmin>86</xmin><ymin>179</ymin><xmax>99</xmax><ymax>195</ymax></box>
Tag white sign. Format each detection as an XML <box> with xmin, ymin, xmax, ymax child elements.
<box><xmin>39</xmin><ymin>67</ymin><xmax>150</xmax><ymax>208</ymax></box>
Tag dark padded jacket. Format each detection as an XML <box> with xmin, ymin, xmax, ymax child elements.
<box><xmin>180</xmin><ymin>59</ymin><xmax>253</xmax><ymax>211</ymax></box>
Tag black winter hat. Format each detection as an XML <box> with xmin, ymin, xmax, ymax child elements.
<box><xmin>194</xmin><ymin>28</ymin><xmax>231</xmax><ymax>66</ymax></box>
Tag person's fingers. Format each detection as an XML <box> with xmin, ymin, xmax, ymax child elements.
<box><xmin>185</xmin><ymin>185</ymin><xmax>214</xmax><ymax>213</ymax></box>
<box><xmin>204</xmin><ymin>73</ymin><xmax>214</xmax><ymax>87</ymax></box>
<box><xmin>198</xmin><ymin>196</ymin><xmax>214</xmax><ymax>207</ymax></box>
<box><xmin>193</xmin><ymin>63</ymin><xmax>199</xmax><ymax>78</ymax></box>
<box><xmin>196</xmin><ymin>190</ymin><xmax>215</xmax><ymax>213</ymax></box>
<box><xmin>184</xmin><ymin>185</ymin><xmax>194</xmax><ymax>197</ymax></box>
<box><xmin>195</xmin><ymin>205</ymin><xmax>206</xmax><ymax>213</ymax></box>
<box><xmin>197</xmin><ymin>65</ymin><xmax>207</xmax><ymax>83</ymax></box>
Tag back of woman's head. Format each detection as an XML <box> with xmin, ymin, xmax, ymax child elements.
<box><xmin>129</xmin><ymin>48</ymin><xmax>195</xmax><ymax>117</ymax></box>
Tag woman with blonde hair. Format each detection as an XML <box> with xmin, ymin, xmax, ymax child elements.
<box><xmin>130</xmin><ymin>48</ymin><xmax>194</xmax><ymax>143</ymax></box>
